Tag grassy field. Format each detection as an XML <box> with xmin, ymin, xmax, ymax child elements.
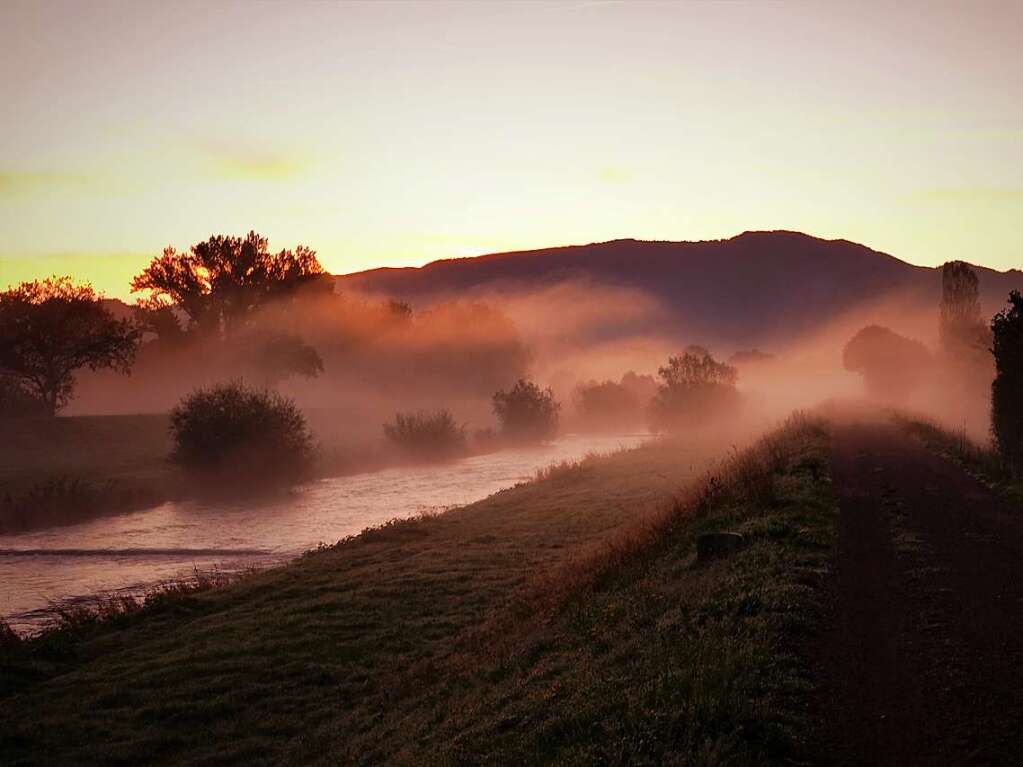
<box><xmin>0</xmin><ymin>415</ymin><xmax>836</xmax><ymax>764</ymax></box>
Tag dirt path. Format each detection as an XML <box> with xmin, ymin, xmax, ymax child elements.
<box><xmin>818</xmin><ymin>421</ymin><xmax>1023</xmax><ymax>766</ymax></box>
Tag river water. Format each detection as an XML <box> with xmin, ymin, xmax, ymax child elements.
<box><xmin>1</xmin><ymin>433</ymin><xmax>648</xmax><ymax>632</ymax></box>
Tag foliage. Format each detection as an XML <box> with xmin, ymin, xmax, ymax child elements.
<box><xmin>243</xmin><ymin>331</ymin><xmax>324</xmax><ymax>386</ymax></box>
<box><xmin>0</xmin><ymin>375</ymin><xmax>47</xmax><ymax>418</ymax></box>
<box><xmin>573</xmin><ymin>372</ymin><xmax>656</xmax><ymax>430</ymax></box>
<box><xmin>0</xmin><ymin>277</ymin><xmax>140</xmax><ymax>415</ymax></box>
<box><xmin>843</xmin><ymin>325</ymin><xmax>933</xmax><ymax>400</ymax></box>
<box><xmin>492</xmin><ymin>378</ymin><xmax>561</xmax><ymax>442</ymax></box>
<box><xmin>648</xmin><ymin>346</ymin><xmax>740</xmax><ymax>431</ymax></box>
<box><xmin>131</xmin><ymin>231</ymin><xmax>330</xmax><ymax>336</ymax></box>
<box><xmin>168</xmin><ymin>381</ymin><xmax>314</xmax><ymax>485</ymax></box>
<box><xmin>383</xmin><ymin>409</ymin><xmax>467</xmax><ymax>459</ymax></box>
<box><xmin>992</xmin><ymin>290</ymin><xmax>1023</xmax><ymax>477</ymax></box>
<box><xmin>386</xmin><ymin>299</ymin><xmax>413</xmax><ymax>321</ymax></box>
<box><xmin>939</xmin><ymin>260</ymin><xmax>985</xmax><ymax>352</ymax></box>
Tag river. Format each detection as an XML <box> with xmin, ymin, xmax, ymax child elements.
<box><xmin>0</xmin><ymin>433</ymin><xmax>648</xmax><ymax>632</ymax></box>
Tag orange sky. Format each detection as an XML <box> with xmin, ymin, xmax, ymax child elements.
<box><xmin>1</xmin><ymin>0</ymin><xmax>1020</xmax><ymax>299</ymax></box>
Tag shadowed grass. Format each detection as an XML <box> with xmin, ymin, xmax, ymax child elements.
<box><xmin>893</xmin><ymin>413</ymin><xmax>1023</xmax><ymax>506</ymax></box>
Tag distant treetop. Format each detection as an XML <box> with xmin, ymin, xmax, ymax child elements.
<box><xmin>131</xmin><ymin>231</ymin><xmax>330</xmax><ymax>336</ymax></box>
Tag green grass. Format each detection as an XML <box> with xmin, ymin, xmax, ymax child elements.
<box><xmin>0</xmin><ymin>417</ymin><xmax>836</xmax><ymax>764</ymax></box>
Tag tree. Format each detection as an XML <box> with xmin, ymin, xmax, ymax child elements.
<box><xmin>0</xmin><ymin>375</ymin><xmax>47</xmax><ymax>419</ymax></box>
<box><xmin>843</xmin><ymin>325</ymin><xmax>932</xmax><ymax>401</ymax></box>
<box><xmin>648</xmin><ymin>346</ymin><xmax>739</xmax><ymax>431</ymax></box>
<box><xmin>940</xmin><ymin>260</ymin><xmax>986</xmax><ymax>354</ymax></box>
<box><xmin>169</xmin><ymin>381</ymin><xmax>315</xmax><ymax>486</ymax></box>
<box><xmin>131</xmin><ymin>231</ymin><xmax>330</xmax><ymax>336</ymax></box>
<box><xmin>573</xmin><ymin>372</ymin><xmax>655</xmax><ymax>431</ymax></box>
<box><xmin>991</xmin><ymin>290</ymin><xmax>1023</xmax><ymax>478</ymax></box>
<box><xmin>0</xmin><ymin>277</ymin><xmax>140</xmax><ymax>415</ymax></box>
<box><xmin>493</xmin><ymin>379</ymin><xmax>560</xmax><ymax>442</ymax></box>
<box><xmin>243</xmin><ymin>332</ymin><xmax>324</xmax><ymax>387</ymax></box>
<box><xmin>386</xmin><ymin>299</ymin><xmax>413</xmax><ymax>322</ymax></box>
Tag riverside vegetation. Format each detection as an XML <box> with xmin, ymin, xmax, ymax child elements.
<box><xmin>0</xmin><ymin>413</ymin><xmax>836</xmax><ymax>764</ymax></box>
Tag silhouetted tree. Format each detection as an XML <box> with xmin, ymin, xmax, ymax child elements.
<box><xmin>244</xmin><ymin>332</ymin><xmax>324</xmax><ymax>387</ymax></box>
<box><xmin>991</xmin><ymin>290</ymin><xmax>1023</xmax><ymax>478</ymax></box>
<box><xmin>169</xmin><ymin>381</ymin><xmax>314</xmax><ymax>486</ymax></box>
<box><xmin>843</xmin><ymin>325</ymin><xmax>932</xmax><ymax>401</ymax></box>
<box><xmin>573</xmin><ymin>371</ymin><xmax>655</xmax><ymax>431</ymax></box>
<box><xmin>131</xmin><ymin>231</ymin><xmax>330</xmax><ymax>336</ymax></box>
<box><xmin>493</xmin><ymin>379</ymin><xmax>560</xmax><ymax>442</ymax></box>
<box><xmin>386</xmin><ymin>299</ymin><xmax>413</xmax><ymax>321</ymax></box>
<box><xmin>0</xmin><ymin>375</ymin><xmax>47</xmax><ymax>418</ymax></box>
<box><xmin>132</xmin><ymin>304</ymin><xmax>187</xmax><ymax>346</ymax></box>
<box><xmin>0</xmin><ymin>277</ymin><xmax>140</xmax><ymax>415</ymax></box>
<box><xmin>648</xmin><ymin>346</ymin><xmax>739</xmax><ymax>431</ymax></box>
<box><xmin>940</xmin><ymin>261</ymin><xmax>984</xmax><ymax>352</ymax></box>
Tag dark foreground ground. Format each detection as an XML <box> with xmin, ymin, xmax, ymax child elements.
<box><xmin>819</xmin><ymin>420</ymin><xmax>1023</xmax><ymax>766</ymax></box>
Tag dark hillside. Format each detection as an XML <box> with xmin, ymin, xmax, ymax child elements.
<box><xmin>339</xmin><ymin>232</ymin><xmax>1022</xmax><ymax>347</ymax></box>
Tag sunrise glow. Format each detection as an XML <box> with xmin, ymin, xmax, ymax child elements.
<box><xmin>0</xmin><ymin>1</ymin><xmax>1018</xmax><ymax>298</ymax></box>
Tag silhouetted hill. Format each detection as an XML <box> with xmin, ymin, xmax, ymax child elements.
<box><xmin>338</xmin><ymin>231</ymin><xmax>1022</xmax><ymax>347</ymax></box>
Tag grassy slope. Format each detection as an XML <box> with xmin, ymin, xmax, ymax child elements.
<box><xmin>894</xmin><ymin>414</ymin><xmax>1023</xmax><ymax>507</ymax></box>
<box><xmin>0</xmin><ymin>419</ymin><xmax>836</xmax><ymax>765</ymax></box>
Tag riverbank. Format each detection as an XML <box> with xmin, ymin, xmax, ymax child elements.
<box><xmin>1</xmin><ymin>412</ymin><xmax>533</xmax><ymax>534</ymax></box>
<box><xmin>0</xmin><ymin>414</ymin><xmax>836</xmax><ymax>764</ymax></box>
<box><xmin>1</xmin><ymin>432</ymin><xmax>650</xmax><ymax>630</ymax></box>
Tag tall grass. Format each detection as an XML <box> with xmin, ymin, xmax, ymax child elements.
<box><xmin>894</xmin><ymin>413</ymin><xmax>1005</xmax><ymax>479</ymax></box>
<box><xmin>474</xmin><ymin>411</ymin><xmax>828</xmax><ymax>645</ymax></box>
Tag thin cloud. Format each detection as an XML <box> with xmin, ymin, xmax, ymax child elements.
<box><xmin>911</xmin><ymin>186</ymin><xmax>1023</xmax><ymax>204</ymax></box>
<box><xmin>0</xmin><ymin>170</ymin><xmax>89</xmax><ymax>197</ymax></box>
<box><xmin>198</xmin><ymin>141</ymin><xmax>309</xmax><ymax>181</ymax></box>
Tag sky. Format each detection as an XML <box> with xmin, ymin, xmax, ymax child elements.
<box><xmin>1</xmin><ymin>0</ymin><xmax>1021</xmax><ymax>299</ymax></box>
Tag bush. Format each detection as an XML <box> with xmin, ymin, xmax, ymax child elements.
<box><xmin>573</xmin><ymin>372</ymin><xmax>655</xmax><ymax>431</ymax></box>
<box><xmin>383</xmin><ymin>409</ymin><xmax>467</xmax><ymax>460</ymax></box>
<box><xmin>169</xmin><ymin>382</ymin><xmax>314</xmax><ymax>486</ymax></box>
<box><xmin>493</xmin><ymin>379</ymin><xmax>560</xmax><ymax>443</ymax></box>
<box><xmin>648</xmin><ymin>346</ymin><xmax>740</xmax><ymax>432</ymax></box>
<box><xmin>992</xmin><ymin>290</ymin><xmax>1023</xmax><ymax>478</ymax></box>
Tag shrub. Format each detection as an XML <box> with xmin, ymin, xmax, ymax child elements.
<box><xmin>843</xmin><ymin>325</ymin><xmax>932</xmax><ymax>401</ymax></box>
<box><xmin>492</xmin><ymin>379</ymin><xmax>560</xmax><ymax>443</ymax></box>
<box><xmin>992</xmin><ymin>290</ymin><xmax>1023</xmax><ymax>478</ymax></box>
<box><xmin>383</xmin><ymin>409</ymin><xmax>467</xmax><ymax>460</ymax></box>
<box><xmin>169</xmin><ymin>381</ymin><xmax>314</xmax><ymax>486</ymax></box>
<box><xmin>648</xmin><ymin>346</ymin><xmax>740</xmax><ymax>432</ymax></box>
<box><xmin>573</xmin><ymin>372</ymin><xmax>655</xmax><ymax>431</ymax></box>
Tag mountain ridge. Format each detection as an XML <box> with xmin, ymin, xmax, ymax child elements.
<box><xmin>336</xmin><ymin>231</ymin><xmax>1021</xmax><ymax>348</ymax></box>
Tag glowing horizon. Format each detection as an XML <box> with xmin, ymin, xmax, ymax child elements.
<box><xmin>2</xmin><ymin>0</ymin><xmax>1021</xmax><ymax>299</ymax></box>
